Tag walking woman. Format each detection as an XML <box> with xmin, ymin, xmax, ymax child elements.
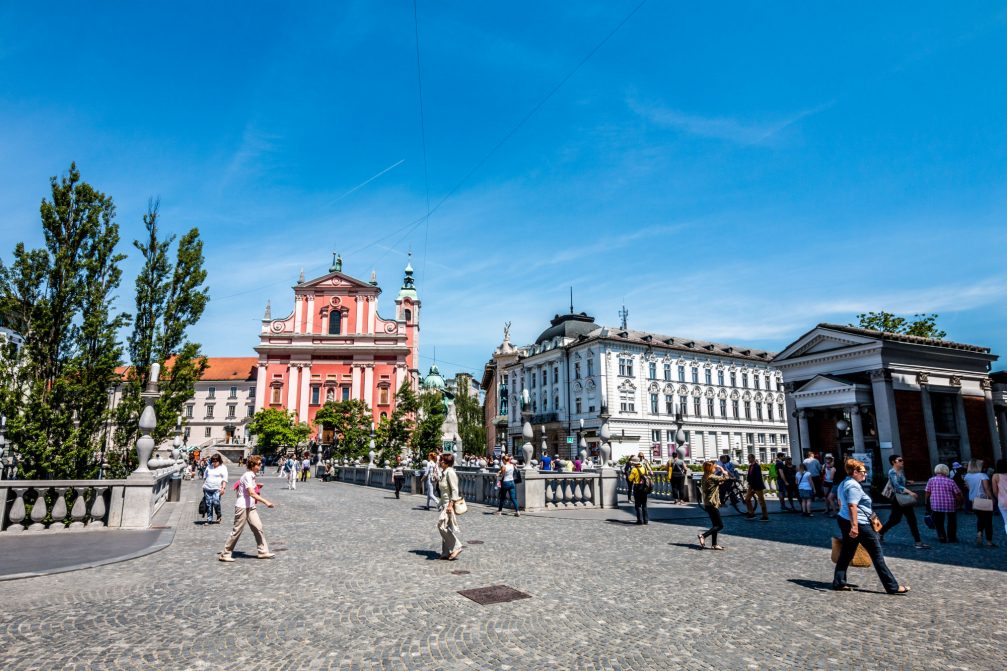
<box><xmin>880</xmin><ymin>454</ymin><xmax>929</xmax><ymax>549</ymax></box>
<box><xmin>823</xmin><ymin>455</ymin><xmax>838</xmax><ymax>517</ymax></box>
<box><xmin>391</xmin><ymin>456</ymin><xmax>406</xmax><ymax>499</ymax></box>
<box><xmin>423</xmin><ymin>452</ymin><xmax>440</xmax><ymax>510</ymax></box>
<box><xmin>495</xmin><ymin>455</ymin><xmax>520</xmax><ymax>516</ymax></box>
<box><xmin>202</xmin><ymin>454</ymin><xmax>228</xmax><ymax>524</ymax></box>
<box><xmin>627</xmin><ymin>456</ymin><xmax>653</xmax><ymax>525</ymax></box>
<box><xmin>796</xmin><ymin>463</ymin><xmax>815</xmax><ymax>517</ymax></box>
<box><xmin>964</xmin><ymin>459</ymin><xmax>996</xmax><ymax>547</ymax></box>
<box><xmin>993</xmin><ymin>459</ymin><xmax>1007</xmax><ymax>536</ymax></box>
<box><xmin>436</xmin><ymin>453</ymin><xmax>464</xmax><ymax>560</ymax></box>
<box><xmin>833</xmin><ymin>458</ymin><xmax>909</xmax><ymax>594</ymax></box>
<box><xmin>925</xmin><ymin>464</ymin><xmax>962</xmax><ymax>543</ymax></box>
<box><xmin>698</xmin><ymin>460</ymin><xmax>729</xmax><ymax>550</ymax></box>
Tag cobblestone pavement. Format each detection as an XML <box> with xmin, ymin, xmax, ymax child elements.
<box><xmin>2</xmin><ymin>476</ymin><xmax>1005</xmax><ymax>670</ymax></box>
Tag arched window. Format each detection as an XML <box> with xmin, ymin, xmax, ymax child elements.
<box><xmin>328</xmin><ymin>311</ymin><xmax>342</xmax><ymax>335</ymax></box>
<box><xmin>404</xmin><ymin>309</ymin><xmax>412</xmax><ymax>323</ymax></box>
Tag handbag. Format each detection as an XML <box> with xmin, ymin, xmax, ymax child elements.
<box><xmin>514</xmin><ymin>469</ymin><xmax>523</xmax><ymax>484</ymax></box>
<box><xmin>198</xmin><ymin>498</ymin><xmax>207</xmax><ymax>516</ymax></box>
<box><xmin>923</xmin><ymin>513</ymin><xmax>935</xmax><ymax>529</ymax></box>
<box><xmin>868</xmin><ymin>512</ymin><xmax>883</xmax><ymax>534</ymax></box>
<box><xmin>453</xmin><ymin>496</ymin><xmax>468</xmax><ymax>515</ymax></box>
<box><xmin>831</xmin><ymin>536</ymin><xmax>871</xmax><ymax>567</ymax></box>
<box><xmin>895</xmin><ymin>491</ymin><xmax>916</xmax><ymax>507</ymax></box>
<box><xmin>972</xmin><ymin>496</ymin><xmax>994</xmax><ymax>512</ymax></box>
<box><xmin>881</xmin><ymin>480</ymin><xmax>895</xmax><ymax>500</ymax></box>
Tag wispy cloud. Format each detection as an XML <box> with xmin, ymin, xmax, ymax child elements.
<box><xmin>528</xmin><ymin>223</ymin><xmax>690</xmax><ymax>269</ymax></box>
<box><xmin>627</xmin><ymin>97</ymin><xmax>834</xmax><ymax>146</ymax></box>
<box><xmin>218</xmin><ymin>123</ymin><xmax>283</xmax><ymax>192</ymax></box>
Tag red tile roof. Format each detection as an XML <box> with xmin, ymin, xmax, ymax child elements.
<box><xmin>114</xmin><ymin>357</ymin><xmax>258</xmax><ymax>381</ymax></box>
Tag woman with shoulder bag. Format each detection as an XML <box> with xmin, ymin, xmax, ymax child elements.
<box><xmin>833</xmin><ymin>458</ymin><xmax>909</xmax><ymax>594</ymax></box>
<box><xmin>992</xmin><ymin>459</ymin><xmax>1007</xmax><ymax>537</ymax></box>
<box><xmin>964</xmin><ymin>459</ymin><xmax>997</xmax><ymax>547</ymax></box>
<box><xmin>436</xmin><ymin>453</ymin><xmax>464</xmax><ymax>560</ymax></box>
<box><xmin>879</xmin><ymin>454</ymin><xmax>929</xmax><ymax>549</ymax></box>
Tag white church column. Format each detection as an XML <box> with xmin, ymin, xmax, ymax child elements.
<box><xmin>355</xmin><ymin>296</ymin><xmax>363</xmax><ymax>334</ymax></box>
<box><xmin>363</xmin><ymin>364</ymin><xmax>374</xmax><ymax>409</ymax></box>
<box><xmin>305</xmin><ymin>296</ymin><xmax>315</xmax><ymax>334</ymax></box>
<box><xmin>287</xmin><ymin>364</ymin><xmax>300</xmax><ymax>413</ymax></box>
<box><xmin>293</xmin><ymin>296</ymin><xmax>303</xmax><ymax>334</ymax></box>
<box><xmin>797</xmin><ymin>409</ymin><xmax>811</xmax><ymax>461</ymax></box>
<box><xmin>255</xmin><ymin>363</ymin><xmax>267</xmax><ymax>411</ymax></box>
<box><xmin>351</xmin><ymin>364</ymin><xmax>362</xmax><ymax>400</ymax></box>
<box><xmin>299</xmin><ymin>364</ymin><xmax>311</xmax><ymax>422</ymax></box>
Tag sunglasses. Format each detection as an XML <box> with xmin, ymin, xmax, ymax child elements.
<box><xmin>855</xmin><ymin>469</ymin><xmax>867</xmax><ymax>474</ymax></box>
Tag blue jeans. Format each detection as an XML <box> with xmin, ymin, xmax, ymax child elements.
<box><xmin>498</xmin><ymin>481</ymin><xmax>519</xmax><ymax>513</ymax></box>
<box><xmin>203</xmin><ymin>489</ymin><xmax>221</xmax><ymax>522</ymax></box>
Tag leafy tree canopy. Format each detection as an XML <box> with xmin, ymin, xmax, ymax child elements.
<box><xmin>247</xmin><ymin>408</ymin><xmax>309</xmax><ymax>455</ymax></box>
<box><xmin>852</xmin><ymin>311</ymin><xmax>947</xmax><ymax>339</ymax></box>
<box><xmin>314</xmin><ymin>399</ymin><xmax>372</xmax><ymax>461</ymax></box>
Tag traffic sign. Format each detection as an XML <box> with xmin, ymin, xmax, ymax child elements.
<box><xmin>566</xmin><ymin>436</ymin><xmax>574</xmax><ymax>444</ymax></box>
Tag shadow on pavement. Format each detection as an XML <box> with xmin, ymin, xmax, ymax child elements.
<box><xmin>408</xmin><ymin>549</ymin><xmax>441</xmax><ymax>561</ymax></box>
<box><xmin>667</xmin><ymin>542</ymin><xmax>703</xmax><ymax>551</ymax></box>
<box><xmin>648</xmin><ymin>512</ymin><xmax>1007</xmax><ymax>572</ymax></box>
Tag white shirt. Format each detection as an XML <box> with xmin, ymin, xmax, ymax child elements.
<box><xmin>302</xmin><ymin>458</ymin><xmax>310</xmax><ymax>470</ymax></box>
<box><xmin>964</xmin><ymin>472</ymin><xmax>989</xmax><ymax>501</ymax></box>
<box><xmin>236</xmin><ymin>471</ymin><xmax>257</xmax><ymax>509</ymax></box>
<box><xmin>203</xmin><ymin>464</ymin><xmax>228</xmax><ymax>491</ymax></box>
<box><xmin>501</xmin><ymin>463</ymin><xmax>515</xmax><ymax>482</ymax></box>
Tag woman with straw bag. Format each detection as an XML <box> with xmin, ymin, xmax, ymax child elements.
<box><xmin>832</xmin><ymin>458</ymin><xmax>909</xmax><ymax>594</ymax></box>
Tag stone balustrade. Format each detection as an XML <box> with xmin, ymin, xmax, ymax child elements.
<box><xmin>1</xmin><ymin>463</ymin><xmax>185</xmax><ymax>533</ymax></box>
<box><xmin>332</xmin><ymin>466</ymin><xmax>621</xmax><ymax>511</ymax></box>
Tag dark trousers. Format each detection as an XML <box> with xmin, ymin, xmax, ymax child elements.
<box><xmin>975</xmin><ymin>510</ymin><xmax>994</xmax><ymax>542</ymax></box>
<box><xmin>671</xmin><ymin>476</ymin><xmax>687</xmax><ymax>501</ymax></box>
<box><xmin>881</xmin><ymin>502</ymin><xmax>921</xmax><ymax>543</ymax></box>
<box><xmin>812</xmin><ymin>475</ymin><xmax>824</xmax><ymax>499</ymax></box>
<box><xmin>633</xmin><ymin>485</ymin><xmax>649</xmax><ymax>523</ymax></box>
<box><xmin>931</xmin><ymin>510</ymin><xmax>957</xmax><ymax>542</ymax></box>
<box><xmin>393</xmin><ymin>475</ymin><xmax>405</xmax><ymax>499</ymax></box>
<box><xmin>299</xmin><ymin>468</ymin><xmax>308</xmax><ymax>482</ymax></box>
<box><xmin>702</xmin><ymin>504</ymin><xmax>723</xmax><ymax>544</ymax></box>
<box><xmin>834</xmin><ymin>516</ymin><xmax>900</xmax><ymax>593</ymax></box>
<box><xmin>498</xmin><ymin>481</ymin><xmax>519</xmax><ymax>513</ymax></box>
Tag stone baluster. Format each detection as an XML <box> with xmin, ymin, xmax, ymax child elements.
<box><xmin>29</xmin><ymin>487</ymin><xmax>49</xmax><ymax>530</ymax></box>
<box><xmin>5</xmin><ymin>487</ymin><xmax>27</xmax><ymax>533</ymax></box>
<box><xmin>50</xmin><ymin>487</ymin><xmax>68</xmax><ymax>530</ymax></box>
<box><xmin>89</xmin><ymin>486</ymin><xmax>107</xmax><ymax>527</ymax></box>
<box><xmin>69</xmin><ymin>487</ymin><xmax>87</xmax><ymax>529</ymax></box>
<box><xmin>583</xmin><ymin>477</ymin><xmax>594</xmax><ymax>505</ymax></box>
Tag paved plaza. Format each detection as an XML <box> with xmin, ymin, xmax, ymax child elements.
<box><xmin>1</xmin><ymin>477</ymin><xmax>1005</xmax><ymax>670</ymax></box>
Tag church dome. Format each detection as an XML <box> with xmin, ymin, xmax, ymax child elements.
<box><xmin>535</xmin><ymin>312</ymin><xmax>597</xmax><ymax>344</ymax></box>
<box><xmin>422</xmin><ymin>363</ymin><xmax>446</xmax><ymax>390</ymax></box>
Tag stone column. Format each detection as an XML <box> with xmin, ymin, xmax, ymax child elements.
<box><xmin>320</xmin><ymin>309</ymin><xmax>328</xmax><ymax>335</ymax></box>
<box><xmin>850</xmin><ymin>405</ymin><xmax>866</xmax><ymax>454</ymax></box>
<box><xmin>982</xmin><ymin>379</ymin><xmax>1002</xmax><ymax>462</ymax></box>
<box><xmin>917</xmin><ymin>373</ymin><xmax>939</xmax><ymax>469</ymax></box>
<box><xmin>784</xmin><ymin>383</ymin><xmax>801</xmax><ymax>460</ymax></box>
<box><xmin>351</xmin><ymin>364</ymin><xmax>362</xmax><ymax>400</ymax></box>
<box><xmin>998</xmin><ymin>407</ymin><xmax>1007</xmax><ymax>458</ymax></box>
<box><xmin>287</xmin><ymin>364</ymin><xmax>299</xmax><ymax>413</ymax></box>
<box><xmin>305</xmin><ymin>296</ymin><xmax>315</xmax><ymax>334</ymax></box>
<box><xmin>952</xmin><ymin>384</ymin><xmax>972</xmax><ymax>462</ymax></box>
<box><xmin>354</xmin><ymin>296</ymin><xmax>364</xmax><ymax>334</ymax></box>
<box><xmin>299</xmin><ymin>364</ymin><xmax>311</xmax><ymax>422</ymax></box>
<box><xmin>870</xmin><ymin>369</ymin><xmax>901</xmax><ymax>462</ymax></box>
<box><xmin>797</xmin><ymin>409</ymin><xmax>810</xmax><ymax>461</ymax></box>
<box><xmin>371</xmin><ymin>296</ymin><xmax>379</xmax><ymax>334</ymax></box>
<box><xmin>293</xmin><ymin>295</ymin><xmax>303</xmax><ymax>334</ymax></box>
<box><xmin>363</xmin><ymin>364</ymin><xmax>374</xmax><ymax>408</ymax></box>
<box><xmin>255</xmin><ymin>363</ymin><xmax>267</xmax><ymax>411</ymax></box>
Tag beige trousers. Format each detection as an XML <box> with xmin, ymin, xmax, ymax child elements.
<box><xmin>437</xmin><ymin>509</ymin><xmax>462</xmax><ymax>557</ymax></box>
<box><xmin>221</xmin><ymin>507</ymin><xmax>269</xmax><ymax>556</ymax></box>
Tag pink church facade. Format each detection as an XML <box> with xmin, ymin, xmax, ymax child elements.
<box><xmin>253</xmin><ymin>255</ymin><xmax>420</xmax><ymax>442</ymax></box>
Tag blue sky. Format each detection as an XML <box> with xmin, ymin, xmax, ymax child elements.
<box><xmin>2</xmin><ymin>2</ymin><xmax>1007</xmax><ymax>379</ymax></box>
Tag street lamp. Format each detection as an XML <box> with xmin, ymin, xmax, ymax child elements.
<box><xmin>578</xmin><ymin>418</ymin><xmax>587</xmax><ymax>463</ymax></box>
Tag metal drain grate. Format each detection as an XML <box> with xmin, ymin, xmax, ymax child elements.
<box><xmin>466</xmin><ymin>540</ymin><xmax>484</xmax><ymax>545</ymax></box>
<box><xmin>451</xmin><ymin>570</ymin><xmax>471</xmax><ymax>575</ymax></box>
<box><xmin>458</xmin><ymin>585</ymin><xmax>531</xmax><ymax>605</ymax></box>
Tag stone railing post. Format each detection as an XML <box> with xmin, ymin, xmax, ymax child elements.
<box><xmin>598</xmin><ymin>468</ymin><xmax>619</xmax><ymax>508</ymax></box>
<box><xmin>518</xmin><ymin>469</ymin><xmax>545</xmax><ymax>512</ymax></box>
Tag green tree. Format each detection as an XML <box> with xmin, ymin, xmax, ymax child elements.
<box><xmin>453</xmin><ymin>377</ymin><xmax>486</xmax><ymax>456</ymax></box>
<box><xmin>110</xmin><ymin>201</ymin><xmax>209</xmax><ymax>475</ymax></box>
<box><xmin>374</xmin><ymin>380</ymin><xmax>418</xmax><ymax>465</ymax></box>
<box><xmin>853</xmin><ymin>311</ymin><xmax>947</xmax><ymax>339</ymax></box>
<box><xmin>246</xmin><ymin>407</ymin><xmax>310</xmax><ymax>455</ymax></box>
<box><xmin>314</xmin><ymin>400</ymin><xmax>373</xmax><ymax>461</ymax></box>
<box><xmin>410</xmin><ymin>390</ymin><xmax>446</xmax><ymax>458</ymax></box>
<box><xmin>0</xmin><ymin>163</ymin><xmax>129</xmax><ymax>479</ymax></box>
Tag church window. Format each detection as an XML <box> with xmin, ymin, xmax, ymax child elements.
<box><xmin>404</xmin><ymin>309</ymin><xmax>412</xmax><ymax>322</ymax></box>
<box><xmin>329</xmin><ymin>311</ymin><xmax>342</xmax><ymax>335</ymax></box>
<box><xmin>311</xmin><ymin>387</ymin><xmax>320</xmax><ymax>405</ymax></box>
<box><xmin>378</xmin><ymin>387</ymin><xmax>390</xmax><ymax>405</ymax></box>
<box><xmin>270</xmin><ymin>387</ymin><xmax>281</xmax><ymax>404</ymax></box>
<box><xmin>341</xmin><ymin>387</ymin><xmax>350</xmax><ymax>401</ymax></box>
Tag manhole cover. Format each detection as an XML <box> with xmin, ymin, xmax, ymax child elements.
<box><xmin>451</xmin><ymin>570</ymin><xmax>471</xmax><ymax>575</ymax></box>
<box><xmin>466</xmin><ymin>540</ymin><xmax>484</xmax><ymax>545</ymax></box>
<box><xmin>458</xmin><ymin>585</ymin><xmax>531</xmax><ymax>605</ymax></box>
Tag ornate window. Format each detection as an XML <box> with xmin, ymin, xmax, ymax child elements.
<box><xmin>404</xmin><ymin>309</ymin><xmax>412</xmax><ymax>323</ymax></box>
<box><xmin>270</xmin><ymin>387</ymin><xmax>281</xmax><ymax>404</ymax></box>
<box><xmin>311</xmin><ymin>387</ymin><xmax>321</xmax><ymax>405</ymax></box>
<box><xmin>693</xmin><ymin>397</ymin><xmax>702</xmax><ymax>416</ymax></box>
<box><xmin>720</xmin><ymin>399</ymin><xmax>727</xmax><ymax>417</ymax></box>
<box><xmin>678</xmin><ymin>365</ymin><xmax>685</xmax><ymax>382</ymax></box>
<box><xmin>329</xmin><ymin>311</ymin><xmax>342</xmax><ymax>335</ymax></box>
<box><xmin>663</xmin><ymin>363</ymin><xmax>671</xmax><ymax>381</ymax></box>
<box><xmin>587</xmin><ymin>359</ymin><xmax>594</xmax><ymax>377</ymax></box>
<box><xmin>707</xmin><ymin>397</ymin><xmax>714</xmax><ymax>417</ymax></box>
<box><xmin>575</xmin><ymin>362</ymin><xmax>581</xmax><ymax>379</ymax></box>
<box><xmin>650</xmin><ymin>393</ymin><xmax>659</xmax><ymax>414</ymax></box>
<box><xmin>732</xmin><ymin>400</ymin><xmax>740</xmax><ymax>419</ymax></box>
<box><xmin>717</xmin><ymin>370</ymin><xmax>725</xmax><ymax>386</ymax></box>
<box><xmin>378</xmin><ymin>386</ymin><xmax>391</xmax><ymax>406</ymax></box>
<box><xmin>691</xmin><ymin>367</ymin><xmax>699</xmax><ymax>384</ymax></box>
<box><xmin>649</xmin><ymin>362</ymin><xmax>657</xmax><ymax>379</ymax></box>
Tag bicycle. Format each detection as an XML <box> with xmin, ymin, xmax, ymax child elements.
<box><xmin>720</xmin><ymin>477</ymin><xmax>748</xmax><ymax>514</ymax></box>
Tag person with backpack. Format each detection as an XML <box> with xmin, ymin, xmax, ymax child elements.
<box><xmin>627</xmin><ymin>455</ymin><xmax>654</xmax><ymax>525</ymax></box>
<box><xmin>283</xmin><ymin>454</ymin><xmax>297</xmax><ymax>490</ymax></box>
<box><xmin>666</xmin><ymin>450</ymin><xmax>689</xmax><ymax>504</ymax></box>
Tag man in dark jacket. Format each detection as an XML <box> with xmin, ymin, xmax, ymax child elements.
<box><xmin>744</xmin><ymin>453</ymin><xmax>770</xmax><ymax>521</ymax></box>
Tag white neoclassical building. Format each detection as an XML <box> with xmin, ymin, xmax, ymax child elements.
<box><xmin>483</xmin><ymin>312</ymin><xmax>789</xmax><ymax>464</ymax></box>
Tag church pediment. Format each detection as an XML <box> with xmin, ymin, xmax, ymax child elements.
<box><xmin>794</xmin><ymin>375</ymin><xmax>858</xmax><ymax>395</ymax></box>
<box><xmin>791</xmin><ymin>374</ymin><xmax>872</xmax><ymax>408</ymax></box>
<box><xmin>296</xmin><ymin>271</ymin><xmax>378</xmax><ymax>293</ymax></box>
<box><xmin>773</xmin><ymin>326</ymin><xmax>877</xmax><ymax>362</ymax></box>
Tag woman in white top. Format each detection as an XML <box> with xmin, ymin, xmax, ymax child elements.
<box><xmin>964</xmin><ymin>459</ymin><xmax>996</xmax><ymax>547</ymax></box>
<box><xmin>202</xmin><ymin>454</ymin><xmax>228</xmax><ymax>524</ymax></box>
<box><xmin>796</xmin><ymin>463</ymin><xmax>815</xmax><ymax>517</ymax></box>
<box><xmin>494</xmin><ymin>455</ymin><xmax>519</xmax><ymax>516</ymax></box>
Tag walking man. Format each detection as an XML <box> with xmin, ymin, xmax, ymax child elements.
<box><xmin>775</xmin><ymin>453</ymin><xmax>792</xmax><ymax>511</ymax></box>
<box><xmin>218</xmin><ymin>455</ymin><xmax>275</xmax><ymax>562</ymax></box>
<box><xmin>300</xmin><ymin>452</ymin><xmax>311</xmax><ymax>483</ymax></box>
<box><xmin>667</xmin><ymin>450</ymin><xmax>689</xmax><ymax>504</ymax></box>
<box><xmin>803</xmin><ymin>451</ymin><xmax>823</xmax><ymax>501</ymax></box>
<box><xmin>744</xmin><ymin>454</ymin><xmax>770</xmax><ymax>521</ymax></box>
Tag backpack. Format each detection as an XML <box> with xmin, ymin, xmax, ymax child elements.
<box><xmin>514</xmin><ymin>468</ymin><xmax>523</xmax><ymax>485</ymax></box>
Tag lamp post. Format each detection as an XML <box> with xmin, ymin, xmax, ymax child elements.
<box><xmin>578</xmin><ymin>418</ymin><xmax>588</xmax><ymax>463</ymax></box>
